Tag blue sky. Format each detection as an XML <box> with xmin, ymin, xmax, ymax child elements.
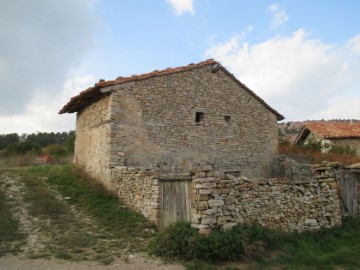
<box><xmin>1</xmin><ymin>0</ymin><xmax>360</xmax><ymax>133</ymax></box>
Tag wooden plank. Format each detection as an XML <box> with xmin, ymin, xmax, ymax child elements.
<box><xmin>184</xmin><ymin>181</ymin><xmax>191</xmax><ymax>222</ymax></box>
<box><xmin>160</xmin><ymin>179</ymin><xmax>193</xmax><ymax>226</ymax></box>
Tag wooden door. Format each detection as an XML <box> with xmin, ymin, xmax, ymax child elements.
<box><xmin>340</xmin><ymin>172</ymin><xmax>358</xmax><ymax>217</ymax></box>
<box><xmin>161</xmin><ymin>180</ymin><xmax>192</xmax><ymax>227</ymax></box>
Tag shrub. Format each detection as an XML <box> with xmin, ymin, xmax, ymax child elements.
<box><xmin>42</xmin><ymin>144</ymin><xmax>68</xmax><ymax>157</ymax></box>
<box><xmin>149</xmin><ymin>222</ymin><xmax>285</xmax><ymax>263</ymax></box>
<box><xmin>149</xmin><ymin>222</ymin><xmax>198</xmax><ymax>259</ymax></box>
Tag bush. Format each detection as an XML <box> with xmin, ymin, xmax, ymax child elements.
<box><xmin>329</xmin><ymin>145</ymin><xmax>357</xmax><ymax>155</ymax></box>
<box><xmin>42</xmin><ymin>144</ymin><xmax>68</xmax><ymax>157</ymax></box>
<box><xmin>149</xmin><ymin>222</ymin><xmax>285</xmax><ymax>263</ymax></box>
<box><xmin>149</xmin><ymin>222</ymin><xmax>198</xmax><ymax>259</ymax></box>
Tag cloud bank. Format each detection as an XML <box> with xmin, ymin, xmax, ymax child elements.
<box><xmin>0</xmin><ymin>0</ymin><xmax>98</xmax><ymax>116</ymax></box>
<box><xmin>205</xmin><ymin>30</ymin><xmax>360</xmax><ymax>121</ymax></box>
<box><xmin>0</xmin><ymin>76</ymin><xmax>96</xmax><ymax>133</ymax></box>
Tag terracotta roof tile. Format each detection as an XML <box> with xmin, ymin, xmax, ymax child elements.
<box><xmin>59</xmin><ymin>59</ymin><xmax>284</xmax><ymax>120</ymax></box>
<box><xmin>305</xmin><ymin>122</ymin><xmax>360</xmax><ymax>139</ymax></box>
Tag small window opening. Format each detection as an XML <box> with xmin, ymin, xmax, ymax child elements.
<box><xmin>195</xmin><ymin>112</ymin><xmax>204</xmax><ymax>125</ymax></box>
<box><xmin>224</xmin><ymin>115</ymin><xmax>231</xmax><ymax>123</ymax></box>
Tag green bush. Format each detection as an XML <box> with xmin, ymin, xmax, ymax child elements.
<box><xmin>149</xmin><ymin>222</ymin><xmax>198</xmax><ymax>259</ymax></box>
<box><xmin>149</xmin><ymin>222</ymin><xmax>285</xmax><ymax>263</ymax></box>
<box><xmin>300</xmin><ymin>138</ymin><xmax>322</xmax><ymax>152</ymax></box>
<box><xmin>329</xmin><ymin>145</ymin><xmax>357</xmax><ymax>156</ymax></box>
<box><xmin>42</xmin><ymin>144</ymin><xmax>68</xmax><ymax>157</ymax></box>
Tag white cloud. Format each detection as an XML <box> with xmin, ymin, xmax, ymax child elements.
<box><xmin>268</xmin><ymin>3</ymin><xmax>289</xmax><ymax>29</ymax></box>
<box><xmin>205</xmin><ymin>29</ymin><xmax>360</xmax><ymax>121</ymax></box>
<box><xmin>167</xmin><ymin>0</ymin><xmax>194</xmax><ymax>16</ymax></box>
<box><xmin>0</xmin><ymin>76</ymin><xmax>96</xmax><ymax>134</ymax></box>
<box><xmin>347</xmin><ymin>34</ymin><xmax>360</xmax><ymax>55</ymax></box>
<box><xmin>311</xmin><ymin>97</ymin><xmax>360</xmax><ymax>120</ymax></box>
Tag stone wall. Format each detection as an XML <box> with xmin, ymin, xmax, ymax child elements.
<box><xmin>331</xmin><ymin>138</ymin><xmax>360</xmax><ymax>156</ymax></box>
<box><xmin>74</xmin><ymin>96</ymin><xmax>111</xmax><ymax>184</ymax></box>
<box><xmin>107</xmin><ymin>65</ymin><xmax>279</xmax><ymax>177</ymax></box>
<box><xmin>110</xmin><ymin>167</ymin><xmax>161</xmax><ymax>223</ymax></box>
<box><xmin>109</xmin><ymin>162</ymin><xmax>343</xmax><ymax>233</ymax></box>
<box><xmin>191</xmin><ymin>165</ymin><xmax>342</xmax><ymax>234</ymax></box>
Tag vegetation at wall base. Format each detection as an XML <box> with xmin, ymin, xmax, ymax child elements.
<box><xmin>271</xmin><ymin>217</ymin><xmax>360</xmax><ymax>270</ymax></box>
<box><xmin>149</xmin><ymin>222</ymin><xmax>284</xmax><ymax>263</ymax></box>
<box><xmin>150</xmin><ymin>218</ymin><xmax>360</xmax><ymax>269</ymax></box>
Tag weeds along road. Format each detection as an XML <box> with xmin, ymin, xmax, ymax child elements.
<box><xmin>0</xmin><ymin>169</ymin><xmax>183</xmax><ymax>270</ymax></box>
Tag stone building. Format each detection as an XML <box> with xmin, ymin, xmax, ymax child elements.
<box><xmin>60</xmin><ymin>59</ymin><xmax>284</xmax><ymax>182</ymax></box>
<box><xmin>60</xmin><ymin>59</ymin><xmax>292</xmax><ymax>227</ymax></box>
<box><xmin>294</xmin><ymin>121</ymin><xmax>360</xmax><ymax>155</ymax></box>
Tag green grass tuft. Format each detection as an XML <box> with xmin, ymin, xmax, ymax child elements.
<box><xmin>0</xmin><ymin>190</ymin><xmax>26</xmax><ymax>256</ymax></box>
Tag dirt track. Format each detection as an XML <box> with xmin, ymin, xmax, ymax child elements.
<box><xmin>0</xmin><ymin>255</ymin><xmax>183</xmax><ymax>270</ymax></box>
<box><xmin>0</xmin><ymin>172</ymin><xmax>183</xmax><ymax>270</ymax></box>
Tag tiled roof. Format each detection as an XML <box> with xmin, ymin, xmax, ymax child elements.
<box><xmin>304</xmin><ymin>122</ymin><xmax>360</xmax><ymax>139</ymax></box>
<box><xmin>59</xmin><ymin>59</ymin><xmax>284</xmax><ymax>120</ymax></box>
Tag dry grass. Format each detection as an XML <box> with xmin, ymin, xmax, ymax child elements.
<box><xmin>279</xmin><ymin>144</ymin><xmax>360</xmax><ymax>165</ymax></box>
<box><xmin>0</xmin><ymin>152</ymin><xmax>73</xmax><ymax>167</ymax></box>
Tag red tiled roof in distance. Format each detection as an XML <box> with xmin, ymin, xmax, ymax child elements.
<box><xmin>304</xmin><ymin>122</ymin><xmax>360</xmax><ymax>139</ymax></box>
<box><xmin>59</xmin><ymin>59</ymin><xmax>284</xmax><ymax>120</ymax></box>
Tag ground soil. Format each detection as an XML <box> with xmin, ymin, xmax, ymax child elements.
<box><xmin>0</xmin><ymin>172</ymin><xmax>183</xmax><ymax>270</ymax></box>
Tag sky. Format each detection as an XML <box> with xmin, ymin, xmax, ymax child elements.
<box><xmin>1</xmin><ymin>0</ymin><xmax>360</xmax><ymax>134</ymax></box>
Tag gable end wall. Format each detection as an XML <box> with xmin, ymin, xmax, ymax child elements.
<box><xmin>74</xmin><ymin>96</ymin><xmax>111</xmax><ymax>184</ymax></box>
<box><xmin>108</xmin><ymin>65</ymin><xmax>279</xmax><ymax>176</ymax></box>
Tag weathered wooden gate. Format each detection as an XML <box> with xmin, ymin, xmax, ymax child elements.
<box><xmin>160</xmin><ymin>179</ymin><xmax>192</xmax><ymax>227</ymax></box>
<box><xmin>335</xmin><ymin>169</ymin><xmax>358</xmax><ymax>217</ymax></box>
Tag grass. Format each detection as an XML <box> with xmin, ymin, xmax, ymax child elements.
<box><xmin>0</xmin><ymin>164</ymin><xmax>155</xmax><ymax>263</ymax></box>
<box><xmin>2</xmin><ymin>163</ymin><xmax>360</xmax><ymax>269</ymax></box>
<box><xmin>149</xmin><ymin>222</ymin><xmax>284</xmax><ymax>263</ymax></box>
<box><xmin>151</xmin><ymin>219</ymin><xmax>360</xmax><ymax>270</ymax></box>
<box><xmin>0</xmin><ymin>190</ymin><xmax>26</xmax><ymax>256</ymax></box>
<box><xmin>268</xmin><ymin>217</ymin><xmax>360</xmax><ymax>270</ymax></box>
<box><xmin>26</xmin><ymin>165</ymin><xmax>154</xmax><ymax>245</ymax></box>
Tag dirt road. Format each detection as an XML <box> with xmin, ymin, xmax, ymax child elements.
<box><xmin>0</xmin><ymin>172</ymin><xmax>183</xmax><ymax>270</ymax></box>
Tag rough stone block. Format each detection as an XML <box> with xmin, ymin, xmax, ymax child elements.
<box><xmin>201</xmin><ymin>217</ymin><xmax>217</xmax><ymax>225</ymax></box>
<box><xmin>209</xmin><ymin>199</ymin><xmax>224</xmax><ymax>207</ymax></box>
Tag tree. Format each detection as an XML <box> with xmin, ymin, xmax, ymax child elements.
<box><xmin>0</xmin><ymin>133</ymin><xmax>20</xmax><ymax>150</ymax></box>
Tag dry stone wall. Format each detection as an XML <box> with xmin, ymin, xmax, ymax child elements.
<box><xmin>192</xmin><ymin>165</ymin><xmax>342</xmax><ymax>234</ymax></box>
<box><xmin>109</xmin><ymin>162</ymin><xmax>343</xmax><ymax>233</ymax></box>
<box><xmin>110</xmin><ymin>167</ymin><xmax>161</xmax><ymax>223</ymax></box>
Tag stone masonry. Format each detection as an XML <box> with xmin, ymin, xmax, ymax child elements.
<box><xmin>191</xmin><ymin>164</ymin><xmax>342</xmax><ymax>234</ymax></box>
<box><xmin>62</xmin><ymin>60</ymin><xmax>284</xmax><ymax>185</ymax></box>
<box><xmin>108</xmin><ymin>161</ymin><xmax>343</xmax><ymax>233</ymax></box>
<box><xmin>110</xmin><ymin>166</ymin><xmax>161</xmax><ymax>223</ymax></box>
<box><xmin>107</xmin><ymin>64</ymin><xmax>281</xmax><ymax>176</ymax></box>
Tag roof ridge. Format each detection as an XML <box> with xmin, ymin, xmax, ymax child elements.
<box><xmin>59</xmin><ymin>59</ymin><xmax>284</xmax><ymax>121</ymax></box>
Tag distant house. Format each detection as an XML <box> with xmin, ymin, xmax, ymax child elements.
<box><xmin>294</xmin><ymin>121</ymin><xmax>360</xmax><ymax>155</ymax></box>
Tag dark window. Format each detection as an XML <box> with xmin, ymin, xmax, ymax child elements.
<box><xmin>224</xmin><ymin>115</ymin><xmax>231</xmax><ymax>123</ymax></box>
<box><xmin>195</xmin><ymin>112</ymin><xmax>204</xmax><ymax>124</ymax></box>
